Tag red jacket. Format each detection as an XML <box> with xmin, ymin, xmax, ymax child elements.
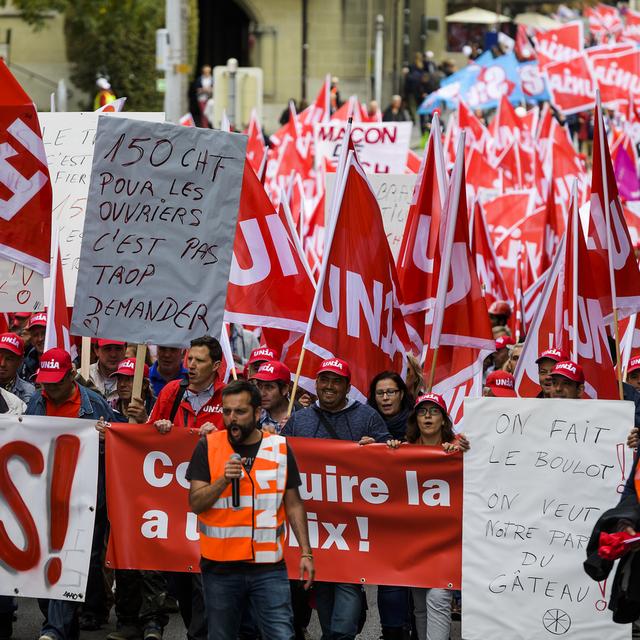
<box><xmin>149</xmin><ymin>378</ymin><xmax>225</xmax><ymax>430</ymax></box>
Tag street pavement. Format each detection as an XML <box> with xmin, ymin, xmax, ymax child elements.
<box><xmin>13</xmin><ymin>588</ymin><xmax>463</xmax><ymax>640</ymax></box>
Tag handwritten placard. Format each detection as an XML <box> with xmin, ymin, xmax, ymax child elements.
<box><xmin>0</xmin><ymin>259</ymin><xmax>44</xmax><ymax>312</ymax></box>
<box><xmin>314</xmin><ymin>122</ymin><xmax>412</xmax><ymax>174</ymax></box>
<box><xmin>38</xmin><ymin>112</ymin><xmax>165</xmax><ymax>301</ymax></box>
<box><xmin>70</xmin><ymin>116</ymin><xmax>246</xmax><ymax>347</ymax></box>
<box><xmin>462</xmin><ymin>397</ymin><xmax>632</xmax><ymax>640</ymax></box>
<box><xmin>325</xmin><ymin>173</ymin><xmax>415</xmax><ymax>261</ymax></box>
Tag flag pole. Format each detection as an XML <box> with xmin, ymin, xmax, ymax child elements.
<box><xmin>596</xmin><ymin>92</ymin><xmax>624</xmax><ymax>399</ymax></box>
<box><xmin>287</xmin><ymin>348</ymin><xmax>306</xmax><ymax>417</ymax></box>
<box><xmin>129</xmin><ymin>344</ymin><xmax>147</xmax><ymax>423</ymax></box>
<box><xmin>427</xmin><ymin>347</ymin><xmax>439</xmax><ymax>393</ymax></box>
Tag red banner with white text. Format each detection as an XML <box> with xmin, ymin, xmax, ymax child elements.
<box><xmin>105</xmin><ymin>425</ymin><xmax>462</xmax><ymax>589</ymax></box>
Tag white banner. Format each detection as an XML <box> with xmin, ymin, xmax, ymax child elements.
<box><xmin>0</xmin><ymin>259</ymin><xmax>44</xmax><ymax>312</ymax></box>
<box><xmin>38</xmin><ymin>112</ymin><xmax>165</xmax><ymax>301</ymax></box>
<box><xmin>0</xmin><ymin>415</ymin><xmax>99</xmax><ymax>601</ymax></box>
<box><xmin>462</xmin><ymin>397</ymin><xmax>633</xmax><ymax>640</ymax></box>
<box><xmin>325</xmin><ymin>173</ymin><xmax>416</xmax><ymax>260</ymax></box>
<box><xmin>314</xmin><ymin>122</ymin><xmax>412</xmax><ymax>174</ymax></box>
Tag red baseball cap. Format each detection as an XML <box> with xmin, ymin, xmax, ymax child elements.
<box><xmin>414</xmin><ymin>392</ymin><xmax>448</xmax><ymax>414</ymax></box>
<box><xmin>316</xmin><ymin>358</ymin><xmax>351</xmax><ymax>379</ymax></box>
<box><xmin>13</xmin><ymin>312</ymin><xmax>31</xmax><ymax>319</ymax></box>
<box><xmin>489</xmin><ymin>300</ymin><xmax>511</xmax><ymax>316</ymax></box>
<box><xmin>536</xmin><ymin>348</ymin><xmax>569</xmax><ymax>364</ymax></box>
<box><xmin>485</xmin><ymin>370</ymin><xmax>517</xmax><ymax>397</ymax></box>
<box><xmin>111</xmin><ymin>357</ymin><xmax>149</xmax><ymax>378</ymax></box>
<box><xmin>248</xmin><ymin>346</ymin><xmax>279</xmax><ymax>365</ymax></box>
<box><xmin>495</xmin><ymin>336</ymin><xmax>516</xmax><ymax>351</ymax></box>
<box><xmin>0</xmin><ymin>333</ymin><xmax>24</xmax><ymax>356</ymax></box>
<box><xmin>28</xmin><ymin>312</ymin><xmax>47</xmax><ymax>328</ymax></box>
<box><xmin>97</xmin><ymin>339</ymin><xmax>126</xmax><ymax>348</ymax></box>
<box><xmin>36</xmin><ymin>348</ymin><xmax>73</xmax><ymax>384</ymax></box>
<box><xmin>252</xmin><ymin>360</ymin><xmax>291</xmax><ymax>383</ymax></box>
<box><xmin>628</xmin><ymin>356</ymin><xmax>640</xmax><ymax>374</ymax></box>
<box><xmin>551</xmin><ymin>360</ymin><xmax>585</xmax><ymax>384</ymax></box>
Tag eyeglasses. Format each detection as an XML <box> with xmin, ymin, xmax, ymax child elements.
<box><xmin>375</xmin><ymin>389</ymin><xmax>400</xmax><ymax>398</ymax></box>
<box><xmin>416</xmin><ymin>406</ymin><xmax>442</xmax><ymax>417</ymax></box>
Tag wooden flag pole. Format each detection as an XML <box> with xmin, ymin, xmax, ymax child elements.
<box><xmin>613</xmin><ymin>308</ymin><xmax>624</xmax><ymax>400</ymax></box>
<box><xmin>287</xmin><ymin>348</ymin><xmax>306</xmax><ymax>417</ymax></box>
<box><xmin>80</xmin><ymin>336</ymin><xmax>91</xmax><ymax>381</ymax></box>
<box><xmin>129</xmin><ymin>343</ymin><xmax>147</xmax><ymax>424</ymax></box>
<box><xmin>427</xmin><ymin>347</ymin><xmax>439</xmax><ymax>393</ymax></box>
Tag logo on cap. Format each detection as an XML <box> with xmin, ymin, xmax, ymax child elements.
<box><xmin>494</xmin><ymin>378</ymin><xmax>513</xmax><ymax>388</ymax></box>
<box><xmin>40</xmin><ymin>359</ymin><xmax>61</xmax><ymax>370</ymax></box>
<box><xmin>0</xmin><ymin>335</ymin><xmax>20</xmax><ymax>349</ymax></box>
<box><xmin>556</xmin><ymin>362</ymin><xmax>576</xmax><ymax>374</ymax></box>
<box><xmin>260</xmin><ymin>363</ymin><xmax>275</xmax><ymax>374</ymax></box>
<box><xmin>323</xmin><ymin>359</ymin><xmax>343</xmax><ymax>370</ymax></box>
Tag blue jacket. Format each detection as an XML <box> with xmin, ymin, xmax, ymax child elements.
<box><xmin>27</xmin><ymin>383</ymin><xmax>116</xmax><ymax>422</ymax></box>
<box><xmin>149</xmin><ymin>362</ymin><xmax>188</xmax><ymax>397</ymax></box>
<box><xmin>282</xmin><ymin>399</ymin><xmax>390</xmax><ymax>442</ymax></box>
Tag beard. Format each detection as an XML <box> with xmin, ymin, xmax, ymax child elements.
<box><xmin>227</xmin><ymin>421</ymin><xmax>257</xmax><ymax>444</ymax></box>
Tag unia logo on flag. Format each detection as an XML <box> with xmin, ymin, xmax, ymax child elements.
<box><xmin>0</xmin><ymin>118</ymin><xmax>49</xmax><ymax>222</ymax></box>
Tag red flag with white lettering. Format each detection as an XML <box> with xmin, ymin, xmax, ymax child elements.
<box><xmin>225</xmin><ymin>163</ymin><xmax>316</xmax><ymax>333</ymax></box>
<box><xmin>396</xmin><ymin>114</ymin><xmax>447</xmax><ymax>355</ymax></box>
<box><xmin>0</xmin><ymin>60</ymin><xmax>51</xmax><ymax>275</ymax></box>
<box><xmin>423</xmin><ymin>134</ymin><xmax>494</xmax><ymax>422</ymax></box>
<box><xmin>303</xmin><ymin>152</ymin><xmax>409</xmax><ymax>400</ymax></box>
<box><xmin>589</xmin><ymin>99</ymin><xmax>640</xmax><ymax>321</ymax></box>
<box><xmin>543</xmin><ymin>55</ymin><xmax>596</xmax><ymax>115</ymax></box>
<box><xmin>469</xmin><ymin>199</ymin><xmax>509</xmax><ymax>307</ymax></box>
<box><xmin>533</xmin><ymin>21</ymin><xmax>583</xmax><ymax>71</ymax></box>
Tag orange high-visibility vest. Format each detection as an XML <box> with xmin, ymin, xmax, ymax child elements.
<box><xmin>198</xmin><ymin>430</ymin><xmax>288</xmax><ymax>563</ymax></box>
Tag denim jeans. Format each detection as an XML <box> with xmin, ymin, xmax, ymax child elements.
<box><xmin>314</xmin><ymin>582</ymin><xmax>363</xmax><ymax>640</ymax></box>
<box><xmin>377</xmin><ymin>585</ymin><xmax>410</xmax><ymax>628</ymax></box>
<box><xmin>201</xmin><ymin>564</ymin><xmax>294</xmax><ymax>640</ymax></box>
<box><xmin>410</xmin><ymin>588</ymin><xmax>452</xmax><ymax>640</ymax></box>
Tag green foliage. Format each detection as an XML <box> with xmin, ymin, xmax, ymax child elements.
<box><xmin>0</xmin><ymin>0</ymin><xmax>67</xmax><ymax>29</ymax></box>
<box><xmin>64</xmin><ymin>0</ymin><xmax>164</xmax><ymax>111</ymax></box>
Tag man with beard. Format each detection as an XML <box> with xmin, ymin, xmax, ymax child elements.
<box><xmin>187</xmin><ymin>380</ymin><xmax>314</xmax><ymax>640</ymax></box>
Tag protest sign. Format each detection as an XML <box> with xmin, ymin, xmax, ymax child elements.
<box><xmin>38</xmin><ymin>112</ymin><xmax>165</xmax><ymax>301</ymax></box>
<box><xmin>0</xmin><ymin>258</ymin><xmax>44</xmax><ymax>312</ymax></box>
<box><xmin>325</xmin><ymin>173</ymin><xmax>416</xmax><ymax>260</ymax></box>
<box><xmin>70</xmin><ymin>116</ymin><xmax>246</xmax><ymax>347</ymax></box>
<box><xmin>462</xmin><ymin>397</ymin><xmax>633</xmax><ymax>640</ymax></box>
<box><xmin>0</xmin><ymin>415</ymin><xmax>98</xmax><ymax>601</ymax></box>
<box><xmin>314</xmin><ymin>122</ymin><xmax>412</xmax><ymax>174</ymax></box>
<box><xmin>105</xmin><ymin>426</ymin><xmax>462</xmax><ymax>588</ymax></box>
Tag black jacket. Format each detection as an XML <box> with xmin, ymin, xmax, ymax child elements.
<box><xmin>584</xmin><ymin>496</ymin><xmax>640</xmax><ymax>623</ymax></box>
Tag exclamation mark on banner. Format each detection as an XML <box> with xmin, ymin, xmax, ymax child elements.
<box><xmin>356</xmin><ymin>517</ymin><xmax>369</xmax><ymax>552</ymax></box>
<box><xmin>616</xmin><ymin>443</ymin><xmax>626</xmax><ymax>494</ymax></box>
<box><xmin>45</xmin><ymin>435</ymin><xmax>80</xmax><ymax>585</ymax></box>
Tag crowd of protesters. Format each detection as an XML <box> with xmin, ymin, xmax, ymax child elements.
<box><xmin>0</xmin><ymin>303</ymin><xmax>638</xmax><ymax>640</ymax></box>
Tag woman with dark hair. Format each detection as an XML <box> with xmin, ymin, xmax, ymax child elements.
<box><xmin>394</xmin><ymin>392</ymin><xmax>469</xmax><ymax>640</ymax></box>
<box><xmin>367</xmin><ymin>371</ymin><xmax>413</xmax><ymax>639</ymax></box>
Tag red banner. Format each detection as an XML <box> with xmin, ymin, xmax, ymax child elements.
<box><xmin>105</xmin><ymin>425</ymin><xmax>462</xmax><ymax>589</ymax></box>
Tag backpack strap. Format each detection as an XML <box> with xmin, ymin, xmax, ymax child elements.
<box><xmin>169</xmin><ymin>379</ymin><xmax>189</xmax><ymax>423</ymax></box>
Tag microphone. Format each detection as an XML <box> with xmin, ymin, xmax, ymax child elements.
<box><xmin>230</xmin><ymin>453</ymin><xmax>242</xmax><ymax>508</ymax></box>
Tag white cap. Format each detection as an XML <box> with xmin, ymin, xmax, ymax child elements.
<box><xmin>96</xmin><ymin>77</ymin><xmax>111</xmax><ymax>90</ymax></box>
<box><xmin>462</xmin><ymin>45</ymin><xmax>473</xmax><ymax>57</ymax></box>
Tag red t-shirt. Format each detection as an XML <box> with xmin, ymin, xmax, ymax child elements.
<box><xmin>43</xmin><ymin>384</ymin><xmax>81</xmax><ymax>418</ymax></box>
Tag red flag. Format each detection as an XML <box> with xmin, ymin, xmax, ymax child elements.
<box><xmin>496</xmin><ymin>140</ymin><xmax>523</xmax><ymax>190</ymax></box>
<box><xmin>515</xmin><ymin>24</ymin><xmax>536</xmax><ymax>61</ymax></box>
<box><xmin>423</xmin><ymin>134</ymin><xmax>494</xmax><ymax>421</ymax></box>
<box><xmin>303</xmin><ymin>152</ymin><xmax>409</xmax><ymax>400</ymax></box>
<box><xmin>512</xmin><ymin>248</ymin><xmax>528</xmax><ymax>341</ymax></box>
<box><xmin>589</xmin><ymin>49</ymin><xmax>640</xmax><ymax>107</ymax></box>
<box><xmin>540</xmin><ymin>179</ymin><xmax>564</xmax><ymax>273</ymax></box>
<box><xmin>588</xmin><ymin>98</ymin><xmax>640</xmax><ymax>321</ymax></box>
<box><xmin>469</xmin><ymin>199</ymin><xmax>509</xmax><ymax>307</ymax></box>
<box><xmin>465</xmin><ymin>147</ymin><xmax>501</xmax><ymax>194</ymax></box>
<box><xmin>481</xmin><ymin>190</ymin><xmax>534</xmax><ymax>247</ymax></box>
<box><xmin>514</xmin><ymin>187</ymin><xmax>618</xmax><ymax>399</ymax></box>
<box><xmin>623</xmin><ymin>9</ymin><xmax>640</xmax><ymax>43</ymax></box>
<box><xmin>585</xmin><ymin>4</ymin><xmax>622</xmax><ymax>41</ymax></box>
<box><xmin>244</xmin><ymin>109</ymin><xmax>267</xmax><ymax>178</ymax></box>
<box><xmin>300</xmin><ymin>75</ymin><xmax>331</xmax><ymax>128</ymax></box>
<box><xmin>458</xmin><ymin>99</ymin><xmax>488</xmax><ymax>150</ymax></box>
<box><xmin>396</xmin><ymin>114</ymin><xmax>447</xmax><ymax>354</ymax></box>
<box><xmin>544</xmin><ymin>55</ymin><xmax>596</xmax><ymax>116</ymax></box>
<box><xmin>533</xmin><ymin>21</ymin><xmax>584</xmax><ymax>71</ymax></box>
<box><xmin>225</xmin><ymin>163</ymin><xmax>316</xmax><ymax>334</ymax></box>
<box><xmin>44</xmin><ymin>230</ymin><xmax>72</xmax><ymax>354</ymax></box>
<box><xmin>0</xmin><ymin>59</ymin><xmax>52</xmax><ymax>275</ymax></box>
